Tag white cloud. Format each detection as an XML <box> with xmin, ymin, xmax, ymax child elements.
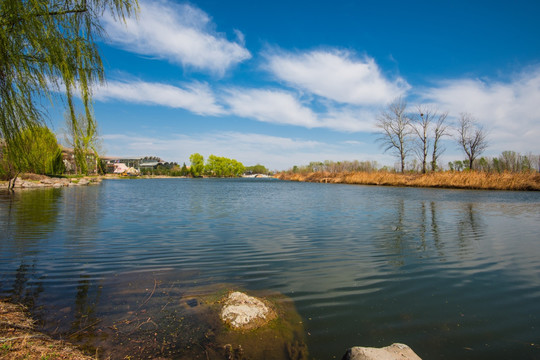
<box><xmin>320</xmin><ymin>107</ymin><xmax>379</xmax><ymax>132</ymax></box>
<box><xmin>264</xmin><ymin>49</ymin><xmax>409</xmax><ymax>105</ymax></box>
<box><xmin>223</xmin><ymin>88</ymin><xmax>319</xmax><ymax>127</ymax></box>
<box><xmin>94</xmin><ymin>80</ymin><xmax>224</xmax><ymax>116</ymax></box>
<box><xmin>420</xmin><ymin>68</ymin><xmax>540</xmax><ymax>153</ymax></box>
<box><xmin>102</xmin><ymin>0</ymin><xmax>251</xmax><ymax>75</ymax></box>
<box><xmin>223</xmin><ymin>87</ymin><xmax>378</xmax><ymax>132</ymax></box>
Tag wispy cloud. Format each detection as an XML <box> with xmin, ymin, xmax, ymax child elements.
<box><xmin>264</xmin><ymin>49</ymin><xmax>409</xmax><ymax>105</ymax></box>
<box><xmin>223</xmin><ymin>87</ymin><xmax>378</xmax><ymax>132</ymax></box>
<box><xmin>420</xmin><ymin>67</ymin><xmax>540</xmax><ymax>153</ymax></box>
<box><xmin>319</xmin><ymin>107</ymin><xmax>379</xmax><ymax>133</ymax></box>
<box><xmin>93</xmin><ymin>80</ymin><xmax>224</xmax><ymax>116</ymax></box>
<box><xmin>223</xmin><ymin>88</ymin><xmax>319</xmax><ymax>128</ymax></box>
<box><xmin>102</xmin><ymin>0</ymin><xmax>251</xmax><ymax>75</ymax></box>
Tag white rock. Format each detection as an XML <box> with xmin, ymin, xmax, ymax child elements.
<box><xmin>220</xmin><ymin>292</ymin><xmax>273</xmax><ymax>330</ymax></box>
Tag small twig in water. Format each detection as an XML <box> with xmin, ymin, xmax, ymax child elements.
<box><xmin>136</xmin><ymin>279</ymin><xmax>158</xmax><ymax>312</ymax></box>
<box><xmin>68</xmin><ymin>319</ymin><xmax>102</xmax><ymax>338</ymax></box>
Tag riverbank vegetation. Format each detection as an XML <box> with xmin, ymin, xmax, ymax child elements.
<box><xmin>278</xmin><ymin>156</ymin><xmax>540</xmax><ymax>191</ymax></box>
<box><xmin>277</xmin><ymin>170</ymin><xmax>540</xmax><ymax>191</ymax></box>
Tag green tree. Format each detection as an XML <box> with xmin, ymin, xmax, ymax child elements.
<box><xmin>229</xmin><ymin>158</ymin><xmax>245</xmax><ymax>177</ymax></box>
<box><xmin>245</xmin><ymin>164</ymin><xmax>269</xmax><ymax>174</ymax></box>
<box><xmin>189</xmin><ymin>153</ymin><xmax>204</xmax><ymax>177</ymax></box>
<box><xmin>477</xmin><ymin>157</ymin><xmax>489</xmax><ymax>172</ymax></box>
<box><xmin>0</xmin><ymin>0</ymin><xmax>138</xmax><ymax>176</ymax></box>
<box><xmin>204</xmin><ymin>155</ymin><xmax>245</xmax><ymax>177</ymax></box>
<box><xmin>453</xmin><ymin>160</ymin><xmax>464</xmax><ymax>172</ymax></box>
<box><xmin>180</xmin><ymin>162</ymin><xmax>189</xmax><ymax>176</ymax></box>
<box><xmin>3</xmin><ymin>126</ymin><xmax>64</xmax><ymax>178</ymax></box>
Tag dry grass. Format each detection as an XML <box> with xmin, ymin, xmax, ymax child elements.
<box><xmin>276</xmin><ymin>171</ymin><xmax>540</xmax><ymax>191</ymax></box>
<box><xmin>0</xmin><ymin>300</ymin><xmax>94</xmax><ymax>360</ymax></box>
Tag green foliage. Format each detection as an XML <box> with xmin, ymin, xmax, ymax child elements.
<box><xmin>64</xmin><ymin>111</ymin><xmax>99</xmax><ymax>175</ymax></box>
<box><xmin>139</xmin><ymin>162</ymin><xmax>183</xmax><ymax>176</ymax></box>
<box><xmin>287</xmin><ymin>160</ymin><xmax>379</xmax><ymax>174</ymax></box>
<box><xmin>3</xmin><ymin>126</ymin><xmax>64</xmax><ymax>176</ymax></box>
<box><xmin>205</xmin><ymin>155</ymin><xmax>245</xmax><ymax>177</ymax></box>
<box><xmin>449</xmin><ymin>152</ymin><xmax>539</xmax><ymax>172</ymax></box>
<box><xmin>189</xmin><ymin>153</ymin><xmax>204</xmax><ymax>177</ymax></box>
<box><xmin>97</xmin><ymin>156</ymin><xmax>107</xmax><ymax>175</ymax></box>
<box><xmin>0</xmin><ymin>0</ymin><xmax>138</xmax><ymax>171</ymax></box>
<box><xmin>180</xmin><ymin>162</ymin><xmax>189</xmax><ymax>176</ymax></box>
<box><xmin>245</xmin><ymin>164</ymin><xmax>269</xmax><ymax>174</ymax></box>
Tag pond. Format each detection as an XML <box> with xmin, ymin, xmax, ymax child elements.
<box><xmin>1</xmin><ymin>178</ymin><xmax>539</xmax><ymax>359</ymax></box>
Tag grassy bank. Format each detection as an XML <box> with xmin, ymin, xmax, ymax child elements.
<box><xmin>0</xmin><ymin>300</ymin><xmax>93</xmax><ymax>360</ymax></box>
<box><xmin>276</xmin><ymin>171</ymin><xmax>540</xmax><ymax>191</ymax></box>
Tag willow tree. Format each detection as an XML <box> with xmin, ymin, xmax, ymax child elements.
<box><xmin>5</xmin><ymin>125</ymin><xmax>64</xmax><ymax>174</ymax></box>
<box><xmin>0</xmin><ymin>0</ymin><xmax>138</xmax><ymax>175</ymax></box>
<box><xmin>189</xmin><ymin>153</ymin><xmax>204</xmax><ymax>178</ymax></box>
<box><xmin>64</xmin><ymin>111</ymin><xmax>100</xmax><ymax>174</ymax></box>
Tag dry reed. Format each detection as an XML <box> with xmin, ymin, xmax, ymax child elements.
<box><xmin>276</xmin><ymin>171</ymin><xmax>540</xmax><ymax>191</ymax></box>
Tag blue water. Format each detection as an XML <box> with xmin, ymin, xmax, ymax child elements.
<box><xmin>1</xmin><ymin>178</ymin><xmax>539</xmax><ymax>359</ymax></box>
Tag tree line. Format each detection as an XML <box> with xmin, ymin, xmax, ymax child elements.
<box><xmin>287</xmin><ymin>150</ymin><xmax>540</xmax><ymax>175</ymax></box>
<box><xmin>376</xmin><ymin>97</ymin><xmax>489</xmax><ymax>172</ymax></box>
<box><xmin>289</xmin><ymin>160</ymin><xmax>379</xmax><ymax>174</ymax></box>
<box><xmin>448</xmin><ymin>151</ymin><xmax>540</xmax><ymax>173</ymax></box>
<box><xmin>189</xmin><ymin>153</ymin><xmax>245</xmax><ymax>177</ymax></box>
<box><xmin>139</xmin><ymin>155</ymin><xmax>269</xmax><ymax>177</ymax></box>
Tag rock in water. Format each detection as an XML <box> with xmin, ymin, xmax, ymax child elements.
<box><xmin>342</xmin><ymin>343</ymin><xmax>421</xmax><ymax>360</ymax></box>
<box><xmin>220</xmin><ymin>291</ymin><xmax>276</xmax><ymax>330</ymax></box>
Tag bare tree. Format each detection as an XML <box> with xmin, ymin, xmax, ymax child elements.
<box><xmin>456</xmin><ymin>113</ymin><xmax>488</xmax><ymax>170</ymax></box>
<box><xmin>410</xmin><ymin>106</ymin><xmax>450</xmax><ymax>173</ymax></box>
<box><xmin>410</xmin><ymin>105</ymin><xmax>433</xmax><ymax>174</ymax></box>
<box><xmin>376</xmin><ymin>97</ymin><xmax>412</xmax><ymax>173</ymax></box>
<box><xmin>431</xmin><ymin>111</ymin><xmax>450</xmax><ymax>171</ymax></box>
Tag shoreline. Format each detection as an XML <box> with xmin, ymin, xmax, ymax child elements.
<box><xmin>0</xmin><ymin>298</ymin><xmax>421</xmax><ymax>360</ymax></box>
<box><xmin>0</xmin><ymin>174</ymin><xmax>105</xmax><ymax>190</ymax></box>
<box><xmin>275</xmin><ymin>171</ymin><xmax>540</xmax><ymax>191</ymax></box>
<box><xmin>0</xmin><ymin>300</ymin><xmax>93</xmax><ymax>360</ymax></box>
<box><xmin>0</xmin><ymin>174</ymin><xmax>273</xmax><ymax>190</ymax></box>
<box><xmin>3</xmin><ymin>171</ymin><xmax>538</xmax><ymax>192</ymax></box>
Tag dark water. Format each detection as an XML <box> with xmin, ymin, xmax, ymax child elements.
<box><xmin>1</xmin><ymin>178</ymin><xmax>539</xmax><ymax>359</ymax></box>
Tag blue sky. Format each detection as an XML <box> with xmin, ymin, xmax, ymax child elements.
<box><xmin>52</xmin><ymin>0</ymin><xmax>540</xmax><ymax>170</ymax></box>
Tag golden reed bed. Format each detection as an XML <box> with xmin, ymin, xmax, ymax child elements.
<box><xmin>276</xmin><ymin>171</ymin><xmax>540</xmax><ymax>191</ymax></box>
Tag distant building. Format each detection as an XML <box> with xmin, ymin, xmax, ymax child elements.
<box><xmin>101</xmin><ymin>156</ymin><xmax>164</xmax><ymax>174</ymax></box>
<box><xmin>61</xmin><ymin>146</ymin><xmax>98</xmax><ymax>174</ymax></box>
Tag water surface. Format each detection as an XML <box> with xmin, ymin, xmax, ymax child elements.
<box><xmin>1</xmin><ymin>179</ymin><xmax>539</xmax><ymax>359</ymax></box>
